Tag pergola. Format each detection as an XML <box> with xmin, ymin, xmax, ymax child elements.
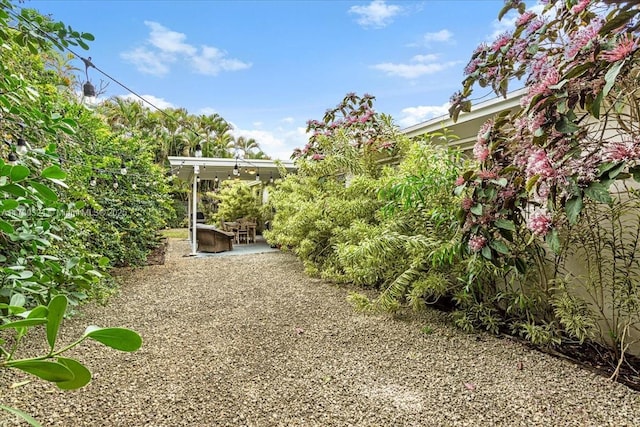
<box><xmin>168</xmin><ymin>156</ymin><xmax>297</xmax><ymax>255</ymax></box>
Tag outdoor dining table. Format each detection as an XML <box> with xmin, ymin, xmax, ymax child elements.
<box><xmin>222</xmin><ymin>221</ymin><xmax>256</xmax><ymax>244</ymax></box>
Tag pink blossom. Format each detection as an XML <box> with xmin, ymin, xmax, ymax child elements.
<box><xmin>311</xmin><ymin>153</ymin><xmax>325</xmax><ymax>161</ymax></box>
<box><xmin>491</xmin><ymin>32</ymin><xmax>512</xmax><ymax>53</ymax></box>
<box><xmin>468</xmin><ymin>235</ymin><xmax>487</xmax><ymax>252</ymax></box>
<box><xmin>527</xmin><ymin>112</ymin><xmax>547</xmax><ymax>133</ymax></box>
<box><xmin>570</xmin><ymin>0</ymin><xmax>591</xmax><ymax>14</ymax></box>
<box><xmin>499</xmin><ymin>187</ymin><xmax>516</xmax><ymax>201</ymax></box>
<box><xmin>526</xmin><ymin>18</ymin><xmax>544</xmax><ymax>34</ymax></box>
<box><xmin>473</xmin><ymin>141</ymin><xmax>490</xmax><ymax>162</ymax></box>
<box><xmin>526</xmin><ymin>148</ymin><xmax>555</xmax><ymax>179</ymax></box>
<box><xmin>477</xmin><ymin>119</ymin><xmax>493</xmax><ymax>145</ymax></box>
<box><xmin>516</xmin><ymin>11</ymin><xmax>536</xmax><ymax>27</ymax></box>
<box><xmin>602</xmin><ymin>140</ymin><xmax>640</xmax><ymax>162</ymax></box>
<box><xmin>566</xmin><ymin>20</ymin><xmax>602</xmax><ymax>59</ymax></box>
<box><xmin>455</xmin><ymin>176</ymin><xmax>466</xmax><ymax>186</ymax></box>
<box><xmin>464</xmin><ymin>58</ymin><xmax>481</xmax><ymax>76</ymax></box>
<box><xmin>601</xmin><ymin>34</ymin><xmax>637</xmax><ymax>63</ymax></box>
<box><xmin>477</xmin><ymin>170</ymin><xmax>498</xmax><ymax>180</ymax></box>
<box><xmin>461</xmin><ymin>197</ymin><xmax>474</xmax><ymax>210</ymax></box>
<box><xmin>527</xmin><ymin>208</ymin><xmax>552</xmax><ymax>236</ymax></box>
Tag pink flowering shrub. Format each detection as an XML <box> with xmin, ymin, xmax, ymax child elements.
<box><xmin>453</xmin><ymin>0</ymin><xmax>640</xmax><ymax>260</ymax></box>
<box><xmin>450</xmin><ymin>0</ymin><xmax>640</xmax><ymax>351</ymax></box>
<box><xmin>292</xmin><ymin>93</ymin><xmax>398</xmax><ymax>160</ymax></box>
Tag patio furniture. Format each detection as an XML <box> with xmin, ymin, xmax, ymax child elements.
<box><xmin>196</xmin><ymin>224</ymin><xmax>235</xmax><ymax>253</ymax></box>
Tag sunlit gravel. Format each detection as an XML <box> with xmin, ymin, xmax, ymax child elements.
<box><xmin>1</xmin><ymin>239</ymin><xmax>639</xmax><ymax>426</ymax></box>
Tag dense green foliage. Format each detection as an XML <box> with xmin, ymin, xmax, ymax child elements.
<box><xmin>266</xmin><ymin>95</ymin><xmax>468</xmax><ymax>314</ymax></box>
<box><xmin>206</xmin><ymin>181</ymin><xmax>263</xmax><ymax>225</ymax></box>
<box><xmin>0</xmin><ymin>2</ymin><xmax>146</xmax><ymax>423</ymax></box>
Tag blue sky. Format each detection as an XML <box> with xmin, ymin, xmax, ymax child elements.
<box><xmin>26</xmin><ymin>0</ymin><xmax>524</xmax><ymax>160</ymax></box>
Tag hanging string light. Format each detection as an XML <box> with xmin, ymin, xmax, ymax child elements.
<box><xmin>194</xmin><ymin>144</ymin><xmax>203</xmax><ymax>158</ymax></box>
<box><xmin>233</xmin><ymin>158</ymin><xmax>239</xmax><ymax>176</ymax></box>
<box><xmin>16</xmin><ymin>137</ymin><xmax>28</xmax><ymax>156</ymax></box>
<box><xmin>256</xmin><ymin>169</ymin><xmax>260</xmax><ymax>181</ymax></box>
<box><xmin>82</xmin><ymin>57</ymin><xmax>96</xmax><ymax>97</ymax></box>
<box><xmin>269</xmin><ymin>172</ymin><xmax>274</xmax><ymax>184</ymax></box>
<box><xmin>89</xmin><ymin>176</ymin><xmax>97</xmax><ymax>187</ymax></box>
<box><xmin>7</xmin><ymin>152</ymin><xmax>18</xmax><ymax>166</ymax></box>
<box><xmin>112</xmin><ymin>178</ymin><xmax>119</xmax><ymax>190</ymax></box>
<box><xmin>120</xmin><ymin>160</ymin><xmax>127</xmax><ymax>175</ymax></box>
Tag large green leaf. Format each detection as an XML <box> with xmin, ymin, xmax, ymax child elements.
<box><xmin>494</xmin><ymin>218</ymin><xmax>516</xmax><ymax>232</ymax></box>
<box><xmin>0</xmin><ymin>183</ymin><xmax>26</xmax><ymax>197</ymax></box>
<box><xmin>0</xmin><ymin>318</ymin><xmax>47</xmax><ymax>330</ymax></box>
<box><xmin>46</xmin><ymin>295</ymin><xmax>67</xmax><ymax>350</ymax></box>
<box><xmin>470</xmin><ymin>204</ymin><xmax>483</xmax><ymax>216</ymax></box>
<box><xmin>30</xmin><ymin>181</ymin><xmax>58</xmax><ymax>201</ymax></box>
<box><xmin>0</xmin><ymin>220</ymin><xmax>14</xmax><ymax>234</ymax></box>
<box><xmin>490</xmin><ymin>239</ymin><xmax>510</xmax><ymax>255</ymax></box>
<box><xmin>41</xmin><ymin>165</ymin><xmax>66</xmax><ymax>180</ymax></box>
<box><xmin>0</xmin><ymin>199</ymin><xmax>19</xmax><ymax>211</ymax></box>
<box><xmin>603</xmin><ymin>60</ymin><xmax>624</xmax><ymax>97</ymax></box>
<box><xmin>84</xmin><ymin>326</ymin><xmax>142</xmax><ymax>352</ymax></box>
<box><xmin>56</xmin><ymin>357</ymin><xmax>91</xmax><ymax>390</ymax></box>
<box><xmin>9</xmin><ymin>165</ymin><xmax>30</xmax><ymax>182</ymax></box>
<box><xmin>565</xmin><ymin>196</ymin><xmax>583</xmax><ymax>225</ymax></box>
<box><xmin>584</xmin><ymin>182</ymin><xmax>612</xmax><ymax>204</ymax></box>
<box><xmin>8</xmin><ymin>360</ymin><xmax>73</xmax><ymax>382</ymax></box>
<box><xmin>545</xmin><ymin>229</ymin><xmax>561</xmax><ymax>253</ymax></box>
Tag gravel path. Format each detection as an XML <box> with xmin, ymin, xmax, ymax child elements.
<box><xmin>1</xmin><ymin>239</ymin><xmax>639</xmax><ymax>426</ymax></box>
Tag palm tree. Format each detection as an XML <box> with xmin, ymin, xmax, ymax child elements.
<box><xmin>229</xmin><ymin>136</ymin><xmax>262</xmax><ymax>158</ymax></box>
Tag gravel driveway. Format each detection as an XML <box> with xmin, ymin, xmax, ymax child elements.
<box><xmin>1</xmin><ymin>239</ymin><xmax>639</xmax><ymax>426</ymax></box>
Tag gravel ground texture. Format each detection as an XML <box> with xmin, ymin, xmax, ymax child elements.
<box><xmin>1</xmin><ymin>238</ymin><xmax>639</xmax><ymax>427</ymax></box>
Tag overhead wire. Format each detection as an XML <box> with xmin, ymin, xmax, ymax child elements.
<box><xmin>9</xmin><ymin>4</ymin><xmax>201</xmax><ymax>138</ymax></box>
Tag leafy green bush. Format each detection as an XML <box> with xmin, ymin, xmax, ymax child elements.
<box><xmin>209</xmin><ymin>181</ymin><xmax>262</xmax><ymax>225</ymax></box>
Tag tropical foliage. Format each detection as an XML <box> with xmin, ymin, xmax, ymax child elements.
<box><xmin>267</xmin><ymin>1</ymin><xmax>640</xmax><ymax>379</ymax></box>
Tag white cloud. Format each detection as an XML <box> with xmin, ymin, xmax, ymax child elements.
<box><xmin>424</xmin><ymin>29</ymin><xmax>453</xmax><ymax>43</ymax></box>
<box><xmin>281</xmin><ymin>117</ymin><xmax>295</xmax><ymax>124</ymax></box>
<box><xmin>122</xmin><ymin>21</ymin><xmax>251</xmax><ymax>76</ymax></box>
<box><xmin>230</xmin><ymin>125</ymin><xmax>307</xmax><ymax>161</ymax></box>
<box><xmin>349</xmin><ymin>0</ymin><xmax>402</xmax><ymax>29</ymax></box>
<box><xmin>398</xmin><ymin>103</ymin><xmax>450</xmax><ymax>128</ymax></box>
<box><xmin>120</xmin><ymin>47</ymin><xmax>172</xmax><ymax>76</ymax></box>
<box><xmin>412</xmin><ymin>54</ymin><xmax>439</xmax><ymax>63</ymax></box>
<box><xmin>119</xmin><ymin>93</ymin><xmax>175</xmax><ymax>110</ymax></box>
<box><xmin>372</xmin><ymin>57</ymin><xmax>459</xmax><ymax>79</ymax></box>
<box><xmin>145</xmin><ymin>21</ymin><xmax>197</xmax><ymax>56</ymax></box>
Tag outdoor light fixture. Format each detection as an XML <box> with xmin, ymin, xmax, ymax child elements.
<box><xmin>233</xmin><ymin>159</ymin><xmax>239</xmax><ymax>176</ymax></box>
<box><xmin>16</xmin><ymin>137</ymin><xmax>28</xmax><ymax>156</ymax></box>
<box><xmin>113</xmin><ymin>179</ymin><xmax>119</xmax><ymax>190</ymax></box>
<box><xmin>120</xmin><ymin>161</ymin><xmax>127</xmax><ymax>175</ymax></box>
<box><xmin>194</xmin><ymin>143</ymin><xmax>203</xmax><ymax>158</ymax></box>
<box><xmin>82</xmin><ymin>57</ymin><xmax>96</xmax><ymax>97</ymax></box>
<box><xmin>256</xmin><ymin>171</ymin><xmax>260</xmax><ymax>181</ymax></box>
<box><xmin>227</xmin><ymin>173</ymin><xmax>231</xmax><ymax>180</ymax></box>
<box><xmin>214</xmin><ymin>175</ymin><xmax>219</xmax><ymax>183</ymax></box>
<box><xmin>7</xmin><ymin>152</ymin><xmax>18</xmax><ymax>166</ymax></box>
<box><xmin>196</xmin><ymin>176</ymin><xmax>201</xmax><ymax>183</ymax></box>
<box><xmin>90</xmin><ymin>176</ymin><xmax>97</xmax><ymax>187</ymax></box>
<box><xmin>269</xmin><ymin>172</ymin><xmax>274</xmax><ymax>184</ymax></box>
